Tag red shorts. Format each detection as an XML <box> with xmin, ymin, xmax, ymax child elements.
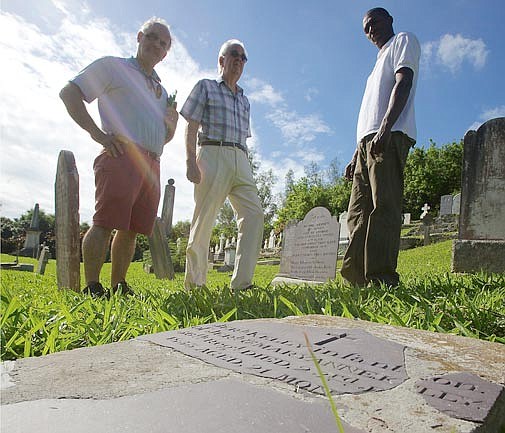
<box><xmin>92</xmin><ymin>147</ymin><xmax>160</xmax><ymax>236</ymax></box>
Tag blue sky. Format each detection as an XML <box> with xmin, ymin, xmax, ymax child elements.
<box><xmin>1</xmin><ymin>0</ymin><xmax>504</xmax><ymax>225</ymax></box>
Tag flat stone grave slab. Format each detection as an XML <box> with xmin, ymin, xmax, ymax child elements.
<box><xmin>2</xmin><ymin>378</ymin><xmax>364</xmax><ymax>433</ymax></box>
<box><xmin>2</xmin><ymin>316</ymin><xmax>504</xmax><ymax>433</ymax></box>
<box><xmin>141</xmin><ymin>321</ymin><xmax>408</xmax><ymax>395</ymax></box>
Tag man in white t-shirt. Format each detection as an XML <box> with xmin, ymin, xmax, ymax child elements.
<box><xmin>341</xmin><ymin>7</ymin><xmax>420</xmax><ymax>287</ymax></box>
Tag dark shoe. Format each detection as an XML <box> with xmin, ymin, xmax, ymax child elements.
<box><xmin>83</xmin><ymin>282</ymin><xmax>107</xmax><ymax>297</ymax></box>
<box><xmin>231</xmin><ymin>284</ymin><xmax>255</xmax><ymax>294</ymax></box>
<box><xmin>111</xmin><ymin>281</ymin><xmax>135</xmax><ymax>296</ymax></box>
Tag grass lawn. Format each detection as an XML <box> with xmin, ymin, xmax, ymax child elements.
<box><xmin>1</xmin><ymin>240</ymin><xmax>504</xmax><ymax>361</ymax></box>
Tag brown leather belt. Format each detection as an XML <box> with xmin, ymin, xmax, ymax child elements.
<box><xmin>200</xmin><ymin>140</ymin><xmax>247</xmax><ymax>153</ymax></box>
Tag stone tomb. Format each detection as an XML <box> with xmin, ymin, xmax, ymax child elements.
<box><xmin>452</xmin><ymin>117</ymin><xmax>505</xmax><ymax>273</ymax></box>
<box><xmin>273</xmin><ymin>207</ymin><xmax>340</xmax><ymax>285</ymax></box>
<box><xmin>3</xmin><ymin>316</ymin><xmax>505</xmax><ymax>433</ymax></box>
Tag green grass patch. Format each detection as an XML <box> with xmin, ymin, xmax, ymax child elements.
<box><xmin>1</xmin><ymin>240</ymin><xmax>504</xmax><ymax>361</ymax></box>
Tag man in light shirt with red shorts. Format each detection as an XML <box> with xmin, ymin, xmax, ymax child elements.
<box><xmin>60</xmin><ymin>17</ymin><xmax>178</xmax><ymax>296</ymax></box>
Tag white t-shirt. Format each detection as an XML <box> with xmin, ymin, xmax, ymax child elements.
<box><xmin>356</xmin><ymin>32</ymin><xmax>420</xmax><ymax>144</ymax></box>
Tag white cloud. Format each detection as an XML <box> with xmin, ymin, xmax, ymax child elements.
<box><xmin>304</xmin><ymin>87</ymin><xmax>319</xmax><ymax>102</ymax></box>
<box><xmin>266</xmin><ymin>109</ymin><xmax>332</xmax><ymax>145</ymax></box>
<box><xmin>467</xmin><ymin>105</ymin><xmax>505</xmax><ymax>132</ymax></box>
<box><xmin>245</xmin><ymin>78</ymin><xmax>284</xmax><ymax>106</ymax></box>
<box><xmin>422</xmin><ymin>33</ymin><xmax>488</xmax><ymax>74</ymax></box>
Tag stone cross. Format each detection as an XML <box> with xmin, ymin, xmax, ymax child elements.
<box><xmin>420</xmin><ymin>203</ymin><xmax>430</xmax><ymax>219</ymax></box>
<box><xmin>55</xmin><ymin>150</ymin><xmax>80</xmax><ymax>291</ymax></box>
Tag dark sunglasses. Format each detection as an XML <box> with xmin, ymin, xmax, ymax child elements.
<box><xmin>227</xmin><ymin>49</ymin><xmax>248</xmax><ymax>62</ymax></box>
<box><xmin>144</xmin><ymin>32</ymin><xmax>171</xmax><ymax>50</ymax></box>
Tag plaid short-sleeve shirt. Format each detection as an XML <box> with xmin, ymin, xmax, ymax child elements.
<box><xmin>180</xmin><ymin>78</ymin><xmax>251</xmax><ymax>146</ymax></box>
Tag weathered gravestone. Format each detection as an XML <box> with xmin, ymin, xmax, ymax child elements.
<box><xmin>272</xmin><ymin>207</ymin><xmax>340</xmax><ymax>285</ymax></box>
<box><xmin>35</xmin><ymin>247</ymin><xmax>50</xmax><ymax>275</ymax></box>
<box><xmin>19</xmin><ymin>203</ymin><xmax>42</xmax><ymax>258</ymax></box>
<box><xmin>439</xmin><ymin>194</ymin><xmax>454</xmax><ymax>216</ymax></box>
<box><xmin>452</xmin><ymin>117</ymin><xmax>505</xmax><ymax>273</ymax></box>
<box><xmin>452</xmin><ymin>192</ymin><xmax>461</xmax><ymax>215</ymax></box>
<box><xmin>402</xmin><ymin>213</ymin><xmax>411</xmax><ymax>225</ymax></box>
<box><xmin>148</xmin><ymin>217</ymin><xmax>174</xmax><ymax>279</ymax></box>
<box><xmin>160</xmin><ymin>179</ymin><xmax>175</xmax><ymax>237</ymax></box>
<box><xmin>55</xmin><ymin>150</ymin><xmax>80</xmax><ymax>291</ymax></box>
<box><xmin>148</xmin><ymin>179</ymin><xmax>175</xmax><ymax>279</ymax></box>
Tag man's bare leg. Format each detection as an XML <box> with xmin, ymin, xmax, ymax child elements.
<box><xmin>82</xmin><ymin>225</ymin><xmax>111</xmax><ymax>286</ymax></box>
<box><xmin>110</xmin><ymin>229</ymin><xmax>137</xmax><ymax>287</ymax></box>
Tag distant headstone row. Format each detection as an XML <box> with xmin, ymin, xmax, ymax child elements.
<box><xmin>439</xmin><ymin>193</ymin><xmax>461</xmax><ymax>216</ymax></box>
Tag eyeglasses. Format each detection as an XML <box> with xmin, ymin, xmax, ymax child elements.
<box><xmin>227</xmin><ymin>49</ymin><xmax>248</xmax><ymax>62</ymax></box>
<box><xmin>143</xmin><ymin>32</ymin><xmax>171</xmax><ymax>50</ymax></box>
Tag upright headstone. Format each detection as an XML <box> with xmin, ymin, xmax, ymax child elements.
<box><xmin>452</xmin><ymin>193</ymin><xmax>461</xmax><ymax>215</ymax></box>
<box><xmin>148</xmin><ymin>179</ymin><xmax>175</xmax><ymax>279</ymax></box>
<box><xmin>277</xmin><ymin>220</ymin><xmax>297</xmax><ymax>277</ymax></box>
<box><xmin>161</xmin><ymin>179</ymin><xmax>175</xmax><ymax>237</ymax></box>
<box><xmin>338</xmin><ymin>211</ymin><xmax>349</xmax><ymax>240</ymax></box>
<box><xmin>403</xmin><ymin>213</ymin><xmax>411</xmax><ymax>225</ymax></box>
<box><xmin>148</xmin><ymin>217</ymin><xmax>175</xmax><ymax>279</ymax></box>
<box><xmin>453</xmin><ymin>117</ymin><xmax>505</xmax><ymax>273</ymax></box>
<box><xmin>439</xmin><ymin>194</ymin><xmax>453</xmax><ymax>216</ymax></box>
<box><xmin>55</xmin><ymin>150</ymin><xmax>80</xmax><ymax>291</ymax></box>
<box><xmin>214</xmin><ymin>234</ymin><xmax>225</xmax><ymax>262</ymax></box>
<box><xmin>272</xmin><ymin>207</ymin><xmax>340</xmax><ymax>285</ymax></box>
<box><xmin>268</xmin><ymin>230</ymin><xmax>276</xmax><ymax>249</ymax></box>
<box><xmin>35</xmin><ymin>247</ymin><xmax>50</xmax><ymax>275</ymax></box>
<box><xmin>20</xmin><ymin>203</ymin><xmax>42</xmax><ymax>257</ymax></box>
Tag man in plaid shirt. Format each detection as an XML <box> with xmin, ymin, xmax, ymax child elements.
<box><xmin>180</xmin><ymin>39</ymin><xmax>263</xmax><ymax>292</ymax></box>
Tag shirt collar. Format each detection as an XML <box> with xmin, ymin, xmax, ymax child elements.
<box><xmin>217</xmin><ymin>76</ymin><xmax>244</xmax><ymax>95</ymax></box>
<box><xmin>128</xmin><ymin>57</ymin><xmax>161</xmax><ymax>83</ymax></box>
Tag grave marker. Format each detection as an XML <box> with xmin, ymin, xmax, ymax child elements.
<box><xmin>35</xmin><ymin>247</ymin><xmax>50</xmax><ymax>275</ymax></box>
<box><xmin>452</xmin><ymin>192</ymin><xmax>461</xmax><ymax>215</ymax></box>
<box><xmin>55</xmin><ymin>150</ymin><xmax>80</xmax><ymax>291</ymax></box>
<box><xmin>19</xmin><ymin>203</ymin><xmax>42</xmax><ymax>257</ymax></box>
<box><xmin>148</xmin><ymin>217</ymin><xmax>174</xmax><ymax>279</ymax></box>
<box><xmin>273</xmin><ymin>207</ymin><xmax>340</xmax><ymax>285</ymax></box>
<box><xmin>143</xmin><ymin>321</ymin><xmax>408</xmax><ymax>396</ymax></box>
<box><xmin>160</xmin><ymin>179</ymin><xmax>175</xmax><ymax>237</ymax></box>
<box><xmin>452</xmin><ymin>117</ymin><xmax>505</xmax><ymax>273</ymax></box>
<box><xmin>439</xmin><ymin>194</ymin><xmax>453</xmax><ymax>216</ymax></box>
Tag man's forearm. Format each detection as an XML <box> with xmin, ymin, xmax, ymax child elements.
<box><xmin>185</xmin><ymin>120</ymin><xmax>199</xmax><ymax>161</ymax></box>
<box><xmin>59</xmin><ymin>82</ymin><xmax>105</xmax><ymax>143</ymax></box>
<box><xmin>380</xmin><ymin>68</ymin><xmax>413</xmax><ymax>133</ymax></box>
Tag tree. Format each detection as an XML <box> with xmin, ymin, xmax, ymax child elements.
<box><xmin>1</xmin><ymin>208</ymin><xmax>56</xmax><ymax>256</ymax></box>
<box><xmin>403</xmin><ymin>140</ymin><xmax>463</xmax><ymax>218</ymax></box>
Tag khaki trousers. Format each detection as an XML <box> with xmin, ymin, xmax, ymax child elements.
<box><xmin>184</xmin><ymin>145</ymin><xmax>264</xmax><ymax>290</ymax></box>
<box><xmin>341</xmin><ymin>132</ymin><xmax>413</xmax><ymax>286</ymax></box>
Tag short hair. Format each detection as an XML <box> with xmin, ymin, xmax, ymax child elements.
<box><xmin>364</xmin><ymin>7</ymin><xmax>391</xmax><ymax>19</ymax></box>
<box><xmin>217</xmin><ymin>39</ymin><xmax>248</xmax><ymax>74</ymax></box>
<box><xmin>139</xmin><ymin>17</ymin><xmax>170</xmax><ymax>34</ymax></box>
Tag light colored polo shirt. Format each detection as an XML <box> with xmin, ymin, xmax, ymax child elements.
<box><xmin>72</xmin><ymin>56</ymin><xmax>168</xmax><ymax>155</ymax></box>
<box><xmin>356</xmin><ymin>32</ymin><xmax>420</xmax><ymax>144</ymax></box>
<box><xmin>180</xmin><ymin>78</ymin><xmax>251</xmax><ymax>147</ymax></box>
